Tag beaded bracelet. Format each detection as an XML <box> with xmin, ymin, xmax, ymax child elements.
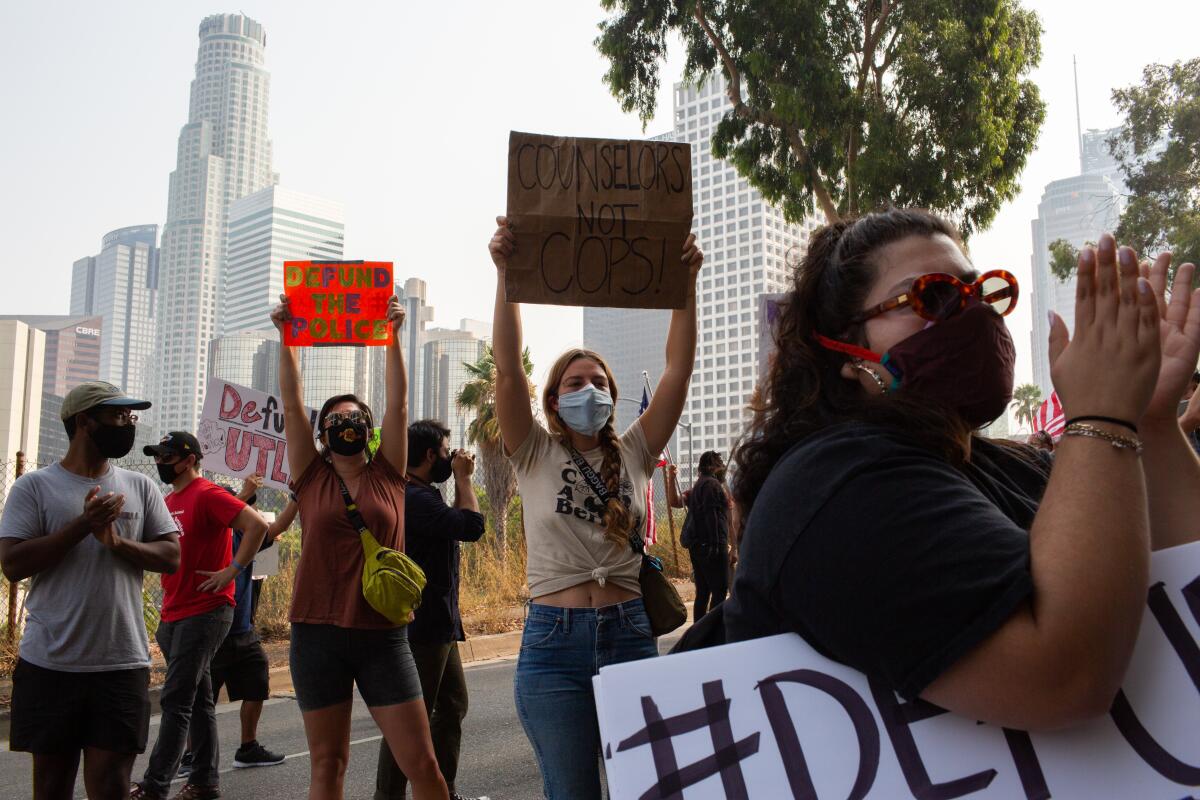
<box><xmin>1064</xmin><ymin>415</ymin><xmax>1138</xmax><ymax>434</ymax></box>
<box><xmin>1062</xmin><ymin>422</ymin><xmax>1144</xmax><ymax>455</ymax></box>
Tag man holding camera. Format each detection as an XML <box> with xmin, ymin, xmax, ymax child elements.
<box><xmin>374</xmin><ymin>420</ymin><xmax>489</xmax><ymax>800</ymax></box>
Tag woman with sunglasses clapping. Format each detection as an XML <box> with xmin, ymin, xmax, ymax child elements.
<box><xmin>725</xmin><ymin>208</ymin><xmax>1200</xmax><ymax>731</ymax></box>
<box><xmin>270</xmin><ymin>294</ymin><xmax>448</xmax><ymax>800</ymax></box>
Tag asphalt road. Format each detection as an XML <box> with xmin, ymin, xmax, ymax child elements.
<box><xmin>0</xmin><ymin>635</ymin><xmax>683</xmax><ymax>800</ymax></box>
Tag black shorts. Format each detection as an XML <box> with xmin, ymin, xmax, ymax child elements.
<box><xmin>210</xmin><ymin>631</ymin><xmax>270</xmax><ymax>702</ymax></box>
<box><xmin>9</xmin><ymin>659</ymin><xmax>150</xmax><ymax>754</ymax></box>
<box><xmin>289</xmin><ymin>623</ymin><xmax>422</xmax><ymax>712</ymax></box>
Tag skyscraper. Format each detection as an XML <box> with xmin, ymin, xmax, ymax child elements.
<box><xmin>586</xmin><ymin>74</ymin><xmax>819</xmax><ymax>470</ymax></box>
<box><xmin>1029</xmin><ymin>126</ymin><xmax>1127</xmax><ymax>397</ymax></box>
<box><xmin>422</xmin><ymin>325</ymin><xmax>490</xmax><ymax>451</ymax></box>
<box><xmin>70</xmin><ymin>225</ymin><xmax>158</xmax><ymax>401</ymax></box>
<box><xmin>0</xmin><ymin>320</ymin><xmax>45</xmax><ymax>467</ymax></box>
<box><xmin>0</xmin><ymin>315</ymin><xmax>104</xmax><ymax>463</ymax></box>
<box><xmin>208</xmin><ymin>330</ymin><xmax>280</xmax><ymax>395</ymax></box>
<box><xmin>155</xmin><ymin>13</ymin><xmax>275</xmax><ymax>435</ymax></box>
<box><xmin>224</xmin><ymin>186</ymin><xmax>345</xmax><ymax>335</ymax></box>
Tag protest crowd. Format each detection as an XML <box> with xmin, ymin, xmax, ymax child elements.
<box><xmin>3</xmin><ymin>157</ymin><xmax>1200</xmax><ymax>799</ymax></box>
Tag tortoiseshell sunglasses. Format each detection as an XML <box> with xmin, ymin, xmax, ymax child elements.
<box><xmin>854</xmin><ymin>270</ymin><xmax>1019</xmax><ymax>323</ymax></box>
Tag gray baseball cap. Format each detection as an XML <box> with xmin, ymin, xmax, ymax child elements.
<box><xmin>60</xmin><ymin>381</ymin><xmax>151</xmax><ymax>420</ymax></box>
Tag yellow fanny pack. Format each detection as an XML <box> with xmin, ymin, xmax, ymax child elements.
<box><xmin>334</xmin><ymin>469</ymin><xmax>426</xmax><ymax>625</ymax></box>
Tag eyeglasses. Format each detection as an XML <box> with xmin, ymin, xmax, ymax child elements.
<box><xmin>92</xmin><ymin>409</ymin><xmax>138</xmax><ymax>425</ymax></box>
<box><xmin>324</xmin><ymin>410</ymin><xmax>367</xmax><ymax>428</ymax></box>
<box><xmin>854</xmin><ymin>270</ymin><xmax>1019</xmax><ymax>323</ymax></box>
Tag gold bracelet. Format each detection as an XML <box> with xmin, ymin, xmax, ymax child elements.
<box><xmin>1062</xmin><ymin>422</ymin><xmax>1144</xmax><ymax>455</ymax></box>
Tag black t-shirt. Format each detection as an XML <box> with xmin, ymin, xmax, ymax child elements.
<box><xmin>683</xmin><ymin>476</ymin><xmax>730</xmax><ymax>548</ymax></box>
<box><xmin>403</xmin><ymin>481</ymin><xmax>486</xmax><ymax>644</ymax></box>
<box><xmin>724</xmin><ymin>422</ymin><xmax>1050</xmax><ymax>700</ymax></box>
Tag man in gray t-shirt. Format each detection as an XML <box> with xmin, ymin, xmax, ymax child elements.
<box><xmin>0</xmin><ymin>381</ymin><xmax>179</xmax><ymax>800</ymax></box>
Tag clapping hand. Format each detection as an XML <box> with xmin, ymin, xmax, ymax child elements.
<box><xmin>1137</xmin><ymin>253</ymin><xmax>1200</xmax><ymax>424</ymax></box>
<box><xmin>1048</xmin><ymin>234</ymin><xmax>1162</xmax><ymax>423</ymax></box>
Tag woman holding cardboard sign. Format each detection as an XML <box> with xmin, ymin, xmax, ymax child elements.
<box><xmin>269</xmin><ymin>293</ymin><xmax>448</xmax><ymax>800</ymax></box>
<box><xmin>725</xmin><ymin>209</ymin><xmax>1200</xmax><ymax>731</ymax></box>
<box><xmin>489</xmin><ymin>215</ymin><xmax>703</xmax><ymax>799</ymax></box>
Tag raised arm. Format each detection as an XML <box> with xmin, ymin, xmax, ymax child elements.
<box><xmin>665</xmin><ymin>464</ymin><xmax>685</xmax><ymax>509</ymax></box>
<box><xmin>271</xmin><ymin>293</ymin><xmax>318</xmax><ymax>480</ymax></box>
<box><xmin>923</xmin><ymin>236</ymin><xmax>1162</xmax><ymax>730</ymax></box>
<box><xmin>1136</xmin><ymin>254</ymin><xmax>1200</xmax><ymax>550</ymax></box>
<box><xmin>640</xmin><ymin>233</ymin><xmax>704</xmax><ymax>457</ymax></box>
<box><xmin>489</xmin><ymin>216</ymin><xmax>534</xmax><ymax>455</ymax></box>
<box><xmin>266</xmin><ymin>500</ymin><xmax>299</xmax><ymax>543</ymax></box>
<box><xmin>379</xmin><ymin>295</ymin><xmax>409</xmax><ymax>470</ymax></box>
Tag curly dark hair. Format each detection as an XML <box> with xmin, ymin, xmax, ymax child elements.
<box><xmin>731</xmin><ymin>209</ymin><xmax>980</xmax><ymax>518</ymax></box>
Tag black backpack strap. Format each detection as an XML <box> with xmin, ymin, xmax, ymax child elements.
<box><xmin>331</xmin><ymin>466</ymin><xmax>372</xmax><ymax>537</ymax></box>
<box><xmin>568</xmin><ymin>446</ymin><xmax>649</xmax><ymax>557</ymax></box>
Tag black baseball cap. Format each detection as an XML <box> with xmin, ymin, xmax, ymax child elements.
<box><xmin>143</xmin><ymin>431</ymin><xmax>202</xmax><ymax>459</ymax></box>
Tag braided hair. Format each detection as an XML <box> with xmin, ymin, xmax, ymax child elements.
<box><xmin>543</xmin><ymin>349</ymin><xmax>633</xmax><ymax>550</ymax></box>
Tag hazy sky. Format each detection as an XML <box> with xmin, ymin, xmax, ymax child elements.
<box><xmin>3</xmin><ymin>1</ymin><xmax>1197</xmax><ymax>391</ymax></box>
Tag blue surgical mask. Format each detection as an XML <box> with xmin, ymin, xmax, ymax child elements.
<box><xmin>556</xmin><ymin>386</ymin><xmax>614</xmax><ymax>436</ymax></box>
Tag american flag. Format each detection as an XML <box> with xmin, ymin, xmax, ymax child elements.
<box><xmin>1033</xmin><ymin>392</ymin><xmax>1066</xmax><ymax>440</ymax></box>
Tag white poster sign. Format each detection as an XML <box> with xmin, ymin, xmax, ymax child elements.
<box><xmin>596</xmin><ymin>542</ymin><xmax>1200</xmax><ymax>799</ymax></box>
<box><xmin>198</xmin><ymin>378</ymin><xmax>318</xmax><ymax>492</ymax></box>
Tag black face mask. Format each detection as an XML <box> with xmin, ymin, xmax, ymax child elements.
<box><xmin>89</xmin><ymin>422</ymin><xmax>137</xmax><ymax>460</ymax></box>
<box><xmin>326</xmin><ymin>421</ymin><xmax>369</xmax><ymax>456</ymax></box>
<box><xmin>820</xmin><ymin>301</ymin><xmax>1015</xmax><ymax>429</ymax></box>
<box><xmin>882</xmin><ymin>302</ymin><xmax>1016</xmax><ymax>428</ymax></box>
<box><xmin>430</xmin><ymin>454</ymin><xmax>453</xmax><ymax>484</ymax></box>
<box><xmin>156</xmin><ymin>461</ymin><xmax>181</xmax><ymax>485</ymax></box>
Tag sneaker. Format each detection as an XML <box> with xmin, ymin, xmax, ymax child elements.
<box><xmin>177</xmin><ymin>751</ymin><xmax>194</xmax><ymax>778</ymax></box>
<box><xmin>129</xmin><ymin>785</ymin><xmax>165</xmax><ymax>800</ymax></box>
<box><xmin>232</xmin><ymin>740</ymin><xmax>286</xmax><ymax>768</ymax></box>
<box><xmin>451</xmin><ymin>794</ymin><xmax>491</xmax><ymax>800</ymax></box>
<box><xmin>169</xmin><ymin>784</ymin><xmax>220</xmax><ymax>800</ymax></box>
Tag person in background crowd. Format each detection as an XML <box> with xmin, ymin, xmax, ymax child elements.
<box><xmin>271</xmin><ymin>293</ymin><xmax>448</xmax><ymax>800</ymax></box>
<box><xmin>488</xmin><ymin>215</ymin><xmax>703</xmax><ymax>799</ymax></box>
<box><xmin>132</xmin><ymin>432</ymin><xmax>269</xmax><ymax>800</ymax></box>
<box><xmin>178</xmin><ymin>475</ymin><xmax>298</xmax><ymax>777</ymax></box>
<box><xmin>666</xmin><ymin>452</ymin><xmax>732</xmax><ymax>620</ymax></box>
<box><xmin>1179</xmin><ymin>369</ymin><xmax>1200</xmax><ymax>454</ymax></box>
<box><xmin>726</xmin><ymin>210</ymin><xmax>1200</xmax><ymax>731</ymax></box>
<box><xmin>0</xmin><ymin>382</ymin><xmax>179</xmax><ymax>800</ymax></box>
<box><xmin>1026</xmin><ymin>430</ymin><xmax>1055</xmax><ymax>453</ymax></box>
<box><xmin>375</xmin><ymin>420</ymin><xmax>489</xmax><ymax>800</ymax></box>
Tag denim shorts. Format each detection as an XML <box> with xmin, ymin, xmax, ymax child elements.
<box><xmin>289</xmin><ymin>623</ymin><xmax>422</xmax><ymax>711</ymax></box>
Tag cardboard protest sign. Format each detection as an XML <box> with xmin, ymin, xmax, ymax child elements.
<box><xmin>596</xmin><ymin>542</ymin><xmax>1200</xmax><ymax>799</ymax></box>
<box><xmin>283</xmin><ymin>260</ymin><xmax>394</xmax><ymax>346</ymax></box>
<box><xmin>198</xmin><ymin>378</ymin><xmax>318</xmax><ymax>492</ymax></box>
<box><xmin>505</xmin><ymin>131</ymin><xmax>693</xmax><ymax>310</ymax></box>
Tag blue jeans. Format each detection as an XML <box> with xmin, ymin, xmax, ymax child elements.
<box><xmin>513</xmin><ymin>598</ymin><xmax>658</xmax><ymax>800</ymax></box>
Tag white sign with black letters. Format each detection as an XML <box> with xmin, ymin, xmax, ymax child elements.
<box><xmin>595</xmin><ymin>542</ymin><xmax>1200</xmax><ymax>798</ymax></box>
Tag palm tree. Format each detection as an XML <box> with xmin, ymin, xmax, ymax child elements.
<box><xmin>1011</xmin><ymin>383</ymin><xmax>1043</xmax><ymax>433</ymax></box>
<box><xmin>457</xmin><ymin>344</ymin><xmax>535</xmax><ymax>564</ymax></box>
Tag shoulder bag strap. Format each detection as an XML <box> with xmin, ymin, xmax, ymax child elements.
<box><xmin>568</xmin><ymin>447</ymin><xmax>648</xmax><ymax>556</ymax></box>
<box><xmin>331</xmin><ymin>466</ymin><xmax>372</xmax><ymax>538</ymax></box>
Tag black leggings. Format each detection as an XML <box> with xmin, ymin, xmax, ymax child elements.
<box><xmin>689</xmin><ymin>544</ymin><xmax>729</xmax><ymax>619</ymax></box>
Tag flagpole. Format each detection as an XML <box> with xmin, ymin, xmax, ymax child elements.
<box><xmin>641</xmin><ymin>371</ymin><xmax>680</xmax><ymax>564</ymax></box>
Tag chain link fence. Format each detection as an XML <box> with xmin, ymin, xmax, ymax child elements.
<box><xmin>2</xmin><ymin>456</ymin><xmax>693</xmax><ymax>674</ymax></box>
<box><xmin>0</xmin><ymin>457</ymin><xmax>296</xmax><ymax>662</ymax></box>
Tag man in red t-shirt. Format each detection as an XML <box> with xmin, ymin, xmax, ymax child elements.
<box><xmin>132</xmin><ymin>432</ymin><xmax>268</xmax><ymax>800</ymax></box>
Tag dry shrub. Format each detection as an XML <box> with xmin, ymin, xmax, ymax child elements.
<box><xmin>255</xmin><ymin>528</ymin><xmax>301</xmax><ymax>640</ymax></box>
<box><xmin>459</xmin><ymin>498</ymin><xmax>529</xmax><ymax>635</ymax></box>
